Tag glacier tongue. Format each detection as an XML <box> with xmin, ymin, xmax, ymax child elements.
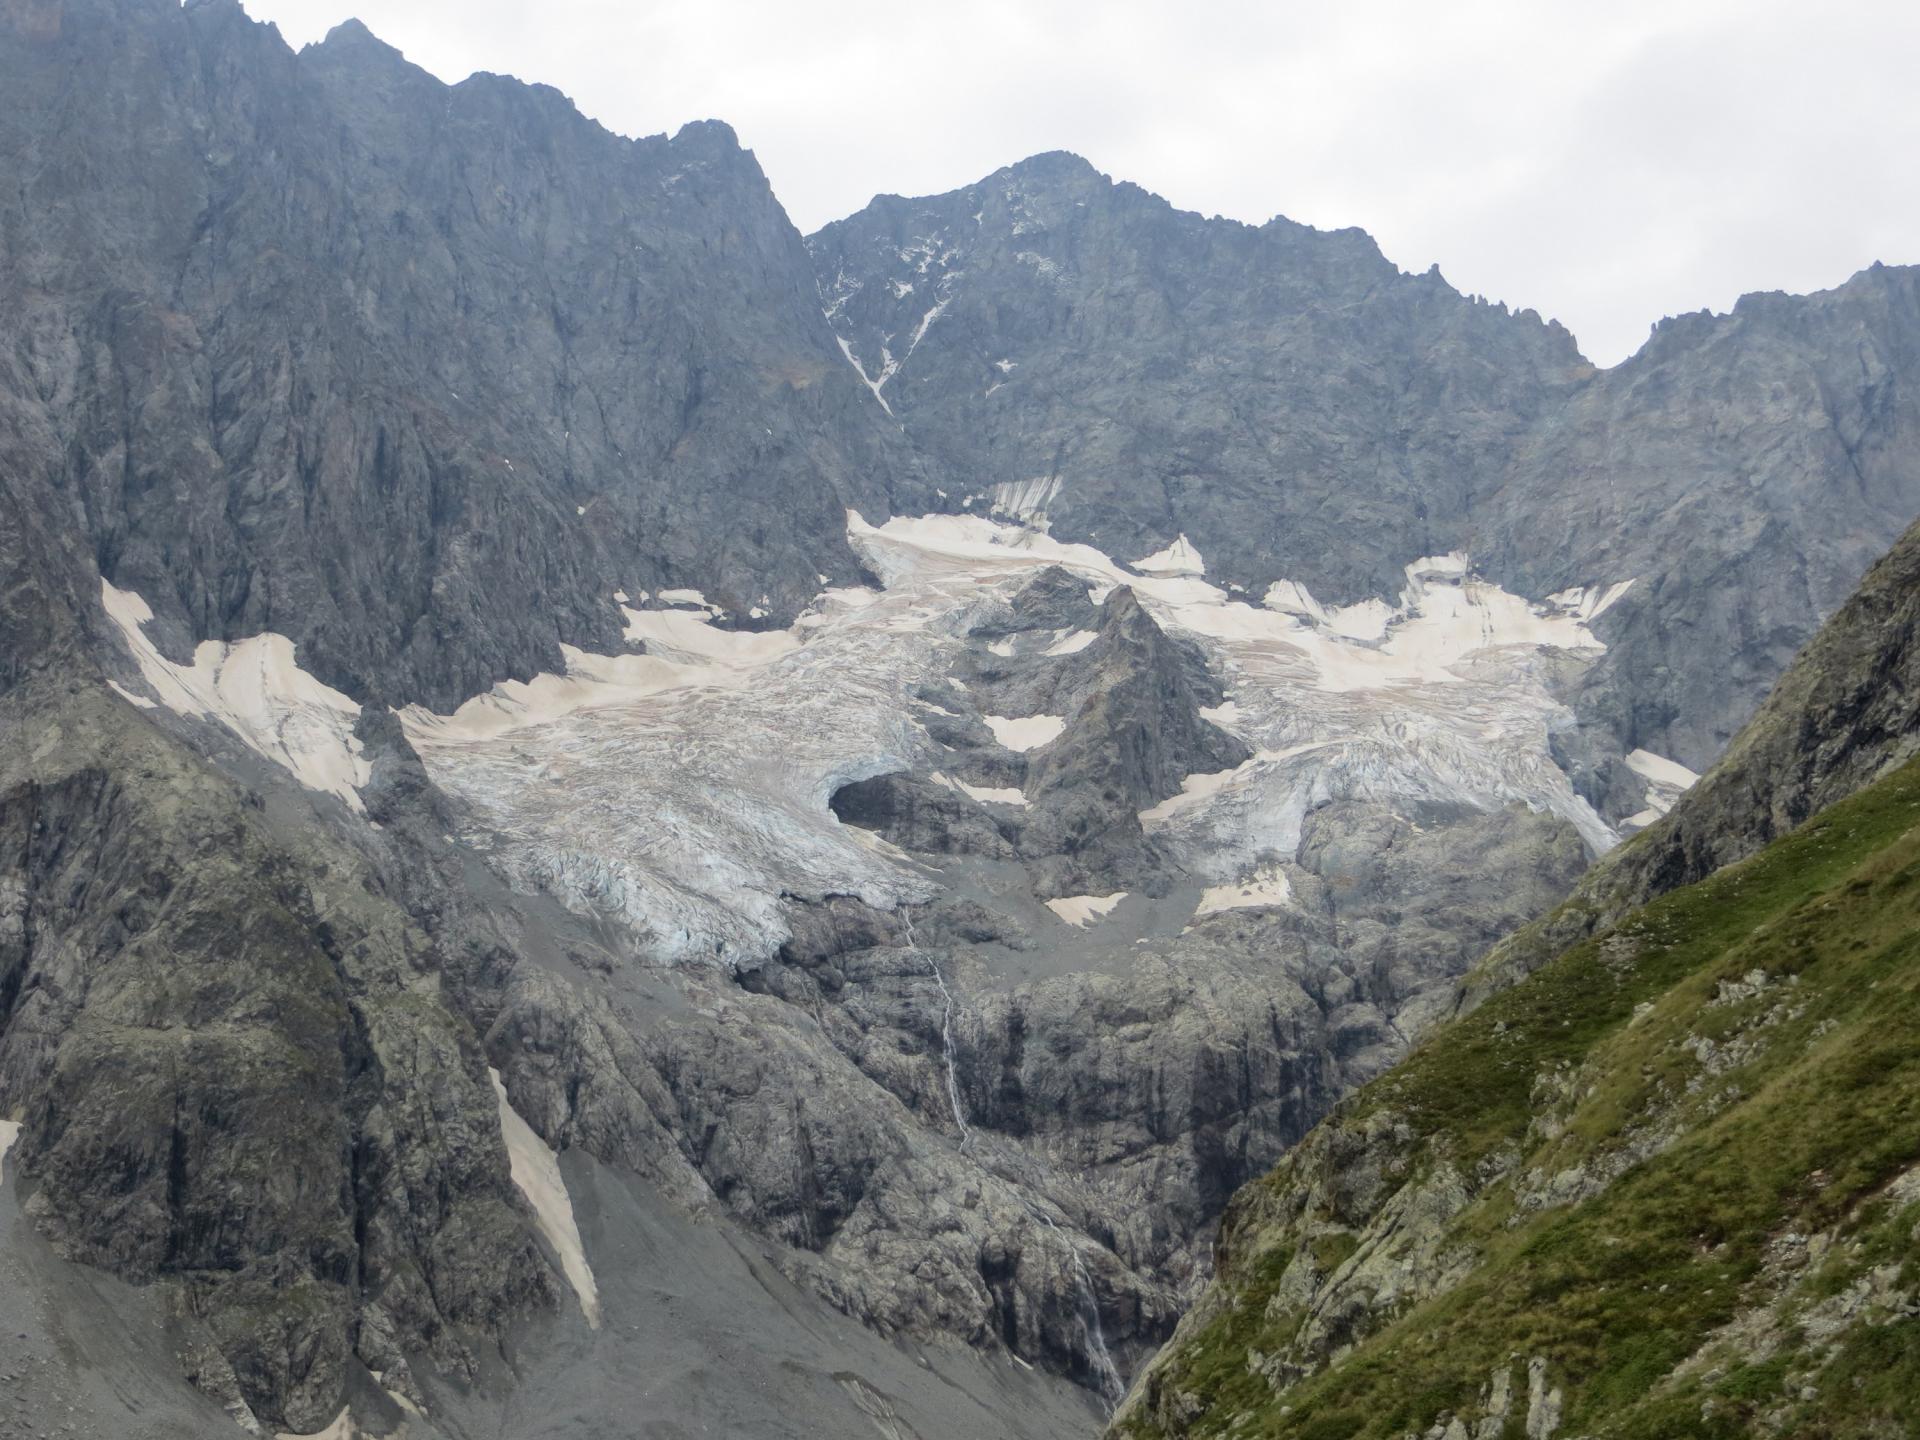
<box><xmin>399</xmin><ymin>511</ymin><xmax>1627</xmax><ymax>968</ymax></box>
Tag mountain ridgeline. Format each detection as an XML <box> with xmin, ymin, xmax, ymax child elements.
<box><xmin>1</xmin><ymin>3</ymin><xmax>1917</xmax><ymax>1439</ymax></box>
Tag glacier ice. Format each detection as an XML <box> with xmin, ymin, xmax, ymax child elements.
<box><xmin>397</xmin><ymin>509</ymin><xmax>1633</xmax><ymax>969</ymax></box>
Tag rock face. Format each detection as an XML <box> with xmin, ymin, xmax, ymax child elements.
<box><xmin>0</xmin><ymin>0</ymin><xmax>933</xmax><ymax>714</ymax></box>
<box><xmin>813</xmin><ymin>163</ymin><xmax>1920</xmax><ymax>775</ymax></box>
<box><xmin>2</xmin><ymin>5</ymin><xmax>1919</xmax><ymax>1439</ymax></box>
<box><xmin>0</xmin><ymin>683</ymin><xmax>557</xmax><ymax>1434</ymax></box>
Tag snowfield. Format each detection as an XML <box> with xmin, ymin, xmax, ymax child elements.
<box><xmin>101</xmin><ymin>580</ymin><xmax>370</xmax><ymax>810</ymax></box>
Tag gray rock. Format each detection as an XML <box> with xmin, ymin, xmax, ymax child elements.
<box><xmin>813</xmin><ymin>163</ymin><xmax>1920</xmax><ymax>773</ymax></box>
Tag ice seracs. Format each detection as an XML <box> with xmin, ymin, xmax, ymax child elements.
<box><xmin>398</xmin><ymin>506</ymin><xmax>1640</xmax><ymax>978</ymax></box>
<box><xmin>990</xmin><ymin>474</ymin><xmax>1064</xmax><ymax>527</ymax></box>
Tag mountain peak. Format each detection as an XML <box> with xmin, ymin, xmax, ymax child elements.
<box><xmin>318</xmin><ymin>16</ymin><xmax>385</xmax><ymax>49</ymax></box>
<box><xmin>998</xmin><ymin>149</ymin><xmax>1106</xmax><ymax>187</ymax></box>
<box><xmin>671</xmin><ymin>117</ymin><xmax>745</xmax><ymax>153</ymax></box>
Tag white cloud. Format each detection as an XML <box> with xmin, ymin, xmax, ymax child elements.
<box><xmin>246</xmin><ymin>0</ymin><xmax>1919</xmax><ymax>365</ymax></box>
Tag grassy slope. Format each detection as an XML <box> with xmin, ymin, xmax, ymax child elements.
<box><xmin>1122</xmin><ymin>755</ymin><xmax>1920</xmax><ymax>1439</ymax></box>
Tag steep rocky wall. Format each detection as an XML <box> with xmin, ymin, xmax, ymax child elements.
<box><xmin>0</xmin><ymin>0</ymin><xmax>934</xmax><ymax>712</ymax></box>
<box><xmin>0</xmin><ymin>686</ymin><xmax>555</xmax><ymax>1432</ymax></box>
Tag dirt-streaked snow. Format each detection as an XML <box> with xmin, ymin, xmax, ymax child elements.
<box><xmin>491</xmin><ymin>1068</ymin><xmax>601</xmax><ymax>1329</ymax></box>
<box><xmin>1195</xmin><ymin>864</ymin><xmax>1294</xmax><ymax>916</ymax></box>
<box><xmin>1045</xmin><ymin>893</ymin><xmax>1128</xmax><ymax>927</ymax></box>
<box><xmin>0</xmin><ymin>1118</ymin><xmax>20</xmax><ymax>1186</ymax></box>
<box><xmin>981</xmin><ymin>714</ymin><xmax>1066</xmax><ymax>752</ymax></box>
<box><xmin>101</xmin><ymin>582</ymin><xmax>370</xmax><ymax>811</ymax></box>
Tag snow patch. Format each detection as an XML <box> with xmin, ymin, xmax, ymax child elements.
<box><xmin>1621</xmin><ymin>747</ymin><xmax>1700</xmax><ymax>826</ymax></box>
<box><xmin>107</xmin><ymin>681</ymin><xmax>156</xmax><ymax>709</ymax></box>
<box><xmin>1015</xmin><ymin>251</ymin><xmax>1065</xmax><ymax>283</ymax></box>
<box><xmin>1046</xmin><ymin>893</ymin><xmax>1127</xmax><ymax>927</ymax></box>
<box><xmin>622</xmin><ymin>607</ymin><xmax>799</xmax><ymax>666</ymax></box>
<box><xmin>657</xmin><ymin>587</ymin><xmax>714</xmax><ymax>611</ymax></box>
<box><xmin>1044</xmin><ymin>629</ymin><xmax>1098</xmax><ymax>656</ymax></box>
<box><xmin>932</xmin><ymin>772</ymin><xmax>1029</xmax><ymax>808</ymax></box>
<box><xmin>834</xmin><ymin>334</ymin><xmax>895</xmax><ymax>415</ymax></box>
<box><xmin>1195</xmin><ymin>864</ymin><xmax>1293</xmax><ymax>916</ymax></box>
<box><xmin>101</xmin><ymin>582</ymin><xmax>370</xmax><ymax>811</ymax></box>
<box><xmin>404</xmin><ymin>611</ymin><xmax>802</xmax><ymax>746</ymax></box>
<box><xmin>1132</xmin><ymin>534</ymin><xmax>1205</xmax><ymax>577</ymax></box>
<box><xmin>982</xmin><ymin>714</ymin><xmax>1065</xmax><ymax>752</ymax></box>
<box><xmin>906</xmin><ymin>299</ymin><xmax>950</xmax><ymax>356</ymax></box>
<box><xmin>1137</xmin><ymin>742</ymin><xmax>1343</xmax><ymax>825</ymax></box>
<box><xmin>276</xmin><ymin>1409</ymin><xmax>361</xmax><ymax>1440</ymax></box>
<box><xmin>491</xmin><ymin>1068</ymin><xmax>601</xmax><ymax>1328</ymax></box>
<box><xmin>1624</xmin><ymin>748</ymin><xmax>1701</xmax><ymax>792</ymax></box>
<box><xmin>0</xmin><ymin>1119</ymin><xmax>20</xmax><ymax>1186</ymax></box>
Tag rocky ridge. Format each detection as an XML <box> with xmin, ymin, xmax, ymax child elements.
<box><xmin>1113</xmin><ymin>522</ymin><xmax>1920</xmax><ymax>1440</ymax></box>
<box><xmin>812</xmin><ymin>165</ymin><xmax>1920</xmax><ymax>780</ymax></box>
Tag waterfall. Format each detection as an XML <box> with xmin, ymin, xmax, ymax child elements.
<box><xmin>1027</xmin><ymin>1204</ymin><xmax>1125</xmax><ymax>1411</ymax></box>
<box><xmin>903</xmin><ymin>909</ymin><xmax>971</xmax><ymax>1143</ymax></box>
<box><xmin>928</xmin><ymin>955</ymin><xmax>972</xmax><ymax>1144</ymax></box>
<box><xmin>900</xmin><ymin>907</ymin><xmax>1122</xmax><ymax>1410</ymax></box>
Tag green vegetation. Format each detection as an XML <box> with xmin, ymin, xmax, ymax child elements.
<box><xmin>1123</xmin><ymin>758</ymin><xmax>1920</xmax><ymax>1440</ymax></box>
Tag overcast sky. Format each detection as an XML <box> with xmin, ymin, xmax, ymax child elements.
<box><xmin>246</xmin><ymin>0</ymin><xmax>1918</xmax><ymax>366</ymax></box>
